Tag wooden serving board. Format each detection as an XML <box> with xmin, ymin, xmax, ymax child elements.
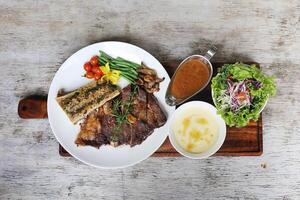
<box><xmin>18</xmin><ymin>62</ymin><xmax>263</xmax><ymax>157</ymax></box>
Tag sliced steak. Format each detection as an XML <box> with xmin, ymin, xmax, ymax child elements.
<box><xmin>101</xmin><ymin>116</ymin><xmax>153</xmax><ymax>147</ymax></box>
<box><xmin>129</xmin><ymin>120</ymin><xmax>153</xmax><ymax>146</ymax></box>
<box><xmin>132</xmin><ymin>88</ymin><xmax>147</xmax><ymax>122</ymax></box>
<box><xmin>75</xmin><ymin>110</ymin><xmax>109</xmax><ymax>148</ymax></box>
<box><xmin>146</xmin><ymin>93</ymin><xmax>167</xmax><ymax>128</ymax></box>
<box><xmin>101</xmin><ymin>115</ymin><xmax>115</xmax><ymax>140</ymax></box>
<box><xmin>121</xmin><ymin>85</ymin><xmax>147</xmax><ymax>122</ymax></box>
<box><xmin>76</xmin><ymin>85</ymin><xmax>167</xmax><ymax>148</ymax></box>
<box><xmin>118</xmin><ymin>85</ymin><xmax>166</xmax><ymax>146</ymax></box>
<box><xmin>118</xmin><ymin>122</ymin><xmax>133</xmax><ymax>145</ymax></box>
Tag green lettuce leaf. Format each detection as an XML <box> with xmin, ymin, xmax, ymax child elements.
<box><xmin>211</xmin><ymin>63</ymin><xmax>276</xmax><ymax>127</ymax></box>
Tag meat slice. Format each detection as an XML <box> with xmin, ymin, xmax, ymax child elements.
<box><xmin>101</xmin><ymin>116</ymin><xmax>153</xmax><ymax>147</ymax></box>
<box><xmin>120</xmin><ymin>85</ymin><xmax>130</xmax><ymax>102</ymax></box>
<box><xmin>101</xmin><ymin>115</ymin><xmax>137</xmax><ymax>146</ymax></box>
<box><xmin>75</xmin><ymin>110</ymin><xmax>108</xmax><ymax>148</ymax></box>
<box><xmin>100</xmin><ymin>115</ymin><xmax>115</xmax><ymax>141</ymax></box>
<box><xmin>129</xmin><ymin>121</ymin><xmax>153</xmax><ymax>146</ymax></box>
<box><xmin>98</xmin><ymin>101</ymin><xmax>113</xmax><ymax>116</ymax></box>
<box><xmin>146</xmin><ymin>93</ymin><xmax>167</xmax><ymax>128</ymax></box>
<box><xmin>120</xmin><ymin>85</ymin><xmax>166</xmax><ymax>145</ymax></box>
<box><xmin>132</xmin><ymin>88</ymin><xmax>147</xmax><ymax>122</ymax></box>
<box><xmin>75</xmin><ymin>101</ymin><xmax>113</xmax><ymax>148</ymax></box>
<box><xmin>121</xmin><ymin>85</ymin><xmax>147</xmax><ymax>121</ymax></box>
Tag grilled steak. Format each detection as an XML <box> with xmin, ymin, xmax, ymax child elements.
<box><xmin>75</xmin><ymin>84</ymin><xmax>167</xmax><ymax>148</ymax></box>
<box><xmin>101</xmin><ymin>115</ymin><xmax>153</xmax><ymax>147</ymax></box>
<box><xmin>75</xmin><ymin>101</ymin><xmax>113</xmax><ymax>148</ymax></box>
<box><xmin>122</xmin><ymin>85</ymin><xmax>148</xmax><ymax>122</ymax></box>
<box><xmin>146</xmin><ymin>92</ymin><xmax>167</xmax><ymax>128</ymax></box>
<box><xmin>75</xmin><ymin>110</ymin><xmax>106</xmax><ymax>148</ymax></box>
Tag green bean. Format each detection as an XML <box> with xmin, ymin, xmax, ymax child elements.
<box><xmin>120</xmin><ymin>73</ymin><xmax>135</xmax><ymax>83</ymax></box>
<box><xmin>98</xmin><ymin>57</ymin><xmax>108</xmax><ymax>65</ymax></box>
<box><xmin>97</xmin><ymin>51</ymin><xmax>141</xmax><ymax>83</ymax></box>
<box><xmin>111</xmin><ymin>66</ymin><xmax>138</xmax><ymax>76</ymax></box>
<box><xmin>114</xmin><ymin>63</ymin><xmax>138</xmax><ymax>71</ymax></box>
<box><xmin>99</xmin><ymin>50</ymin><xmax>113</xmax><ymax>60</ymax></box>
<box><xmin>117</xmin><ymin>67</ymin><xmax>138</xmax><ymax>76</ymax></box>
<box><xmin>116</xmin><ymin>70</ymin><xmax>137</xmax><ymax>80</ymax></box>
<box><xmin>121</xmin><ymin>71</ymin><xmax>137</xmax><ymax>79</ymax></box>
<box><xmin>114</xmin><ymin>60</ymin><xmax>139</xmax><ymax>69</ymax></box>
<box><xmin>109</xmin><ymin>62</ymin><xmax>117</xmax><ymax>67</ymax></box>
<box><xmin>111</xmin><ymin>64</ymin><xmax>129</xmax><ymax>70</ymax></box>
<box><xmin>112</xmin><ymin>68</ymin><xmax>137</xmax><ymax>78</ymax></box>
<box><xmin>110</xmin><ymin>66</ymin><xmax>127</xmax><ymax>71</ymax></box>
<box><xmin>113</xmin><ymin>63</ymin><xmax>136</xmax><ymax>70</ymax></box>
<box><xmin>116</xmin><ymin>57</ymin><xmax>140</xmax><ymax>67</ymax></box>
<box><xmin>118</xmin><ymin>71</ymin><xmax>137</xmax><ymax>82</ymax></box>
<box><xmin>112</xmin><ymin>60</ymin><xmax>138</xmax><ymax>69</ymax></box>
<box><xmin>127</xmin><ymin>69</ymin><xmax>138</xmax><ymax>76</ymax></box>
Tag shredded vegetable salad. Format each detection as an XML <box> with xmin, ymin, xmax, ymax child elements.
<box><xmin>211</xmin><ymin>63</ymin><xmax>276</xmax><ymax>127</ymax></box>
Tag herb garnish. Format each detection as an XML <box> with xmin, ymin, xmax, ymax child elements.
<box><xmin>110</xmin><ymin>85</ymin><xmax>139</xmax><ymax>142</ymax></box>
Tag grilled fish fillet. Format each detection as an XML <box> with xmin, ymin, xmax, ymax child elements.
<box><xmin>56</xmin><ymin>80</ymin><xmax>120</xmax><ymax>124</ymax></box>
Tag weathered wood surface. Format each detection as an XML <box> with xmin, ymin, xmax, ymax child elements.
<box><xmin>0</xmin><ymin>0</ymin><xmax>299</xmax><ymax>199</ymax></box>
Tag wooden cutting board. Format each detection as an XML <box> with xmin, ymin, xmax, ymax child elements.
<box><xmin>18</xmin><ymin>62</ymin><xmax>263</xmax><ymax>157</ymax></box>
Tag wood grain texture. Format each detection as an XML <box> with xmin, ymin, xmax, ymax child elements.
<box><xmin>1</xmin><ymin>0</ymin><xmax>300</xmax><ymax>199</ymax></box>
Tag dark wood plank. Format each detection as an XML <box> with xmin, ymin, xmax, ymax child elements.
<box><xmin>18</xmin><ymin>97</ymin><xmax>48</xmax><ymax>119</ymax></box>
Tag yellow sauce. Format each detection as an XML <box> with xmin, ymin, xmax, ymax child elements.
<box><xmin>172</xmin><ymin>107</ymin><xmax>219</xmax><ymax>153</ymax></box>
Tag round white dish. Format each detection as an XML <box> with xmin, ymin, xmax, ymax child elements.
<box><xmin>168</xmin><ymin>101</ymin><xmax>226</xmax><ymax>159</ymax></box>
<box><xmin>48</xmin><ymin>41</ymin><xmax>175</xmax><ymax>169</ymax></box>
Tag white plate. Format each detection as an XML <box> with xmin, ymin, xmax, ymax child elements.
<box><xmin>48</xmin><ymin>41</ymin><xmax>175</xmax><ymax>169</ymax></box>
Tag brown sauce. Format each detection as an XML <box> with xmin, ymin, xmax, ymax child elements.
<box><xmin>170</xmin><ymin>59</ymin><xmax>210</xmax><ymax>99</ymax></box>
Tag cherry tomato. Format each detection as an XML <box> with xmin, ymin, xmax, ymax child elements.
<box><xmin>95</xmin><ymin>70</ymin><xmax>104</xmax><ymax>76</ymax></box>
<box><xmin>94</xmin><ymin>73</ymin><xmax>102</xmax><ymax>80</ymax></box>
<box><xmin>92</xmin><ymin>66</ymin><xmax>102</xmax><ymax>74</ymax></box>
<box><xmin>86</xmin><ymin>71</ymin><xmax>94</xmax><ymax>79</ymax></box>
<box><xmin>96</xmin><ymin>69</ymin><xmax>104</xmax><ymax>76</ymax></box>
<box><xmin>91</xmin><ymin>63</ymin><xmax>98</xmax><ymax>68</ymax></box>
<box><xmin>90</xmin><ymin>56</ymin><xmax>98</xmax><ymax>66</ymax></box>
<box><xmin>83</xmin><ymin>62</ymin><xmax>92</xmax><ymax>72</ymax></box>
<box><xmin>236</xmin><ymin>92</ymin><xmax>247</xmax><ymax>101</ymax></box>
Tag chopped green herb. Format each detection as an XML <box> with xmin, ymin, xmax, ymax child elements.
<box><xmin>110</xmin><ymin>85</ymin><xmax>139</xmax><ymax>141</ymax></box>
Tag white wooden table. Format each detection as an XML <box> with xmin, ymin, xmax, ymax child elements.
<box><xmin>1</xmin><ymin>0</ymin><xmax>299</xmax><ymax>199</ymax></box>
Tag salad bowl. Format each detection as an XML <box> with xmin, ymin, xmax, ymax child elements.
<box><xmin>211</xmin><ymin>63</ymin><xmax>276</xmax><ymax>127</ymax></box>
